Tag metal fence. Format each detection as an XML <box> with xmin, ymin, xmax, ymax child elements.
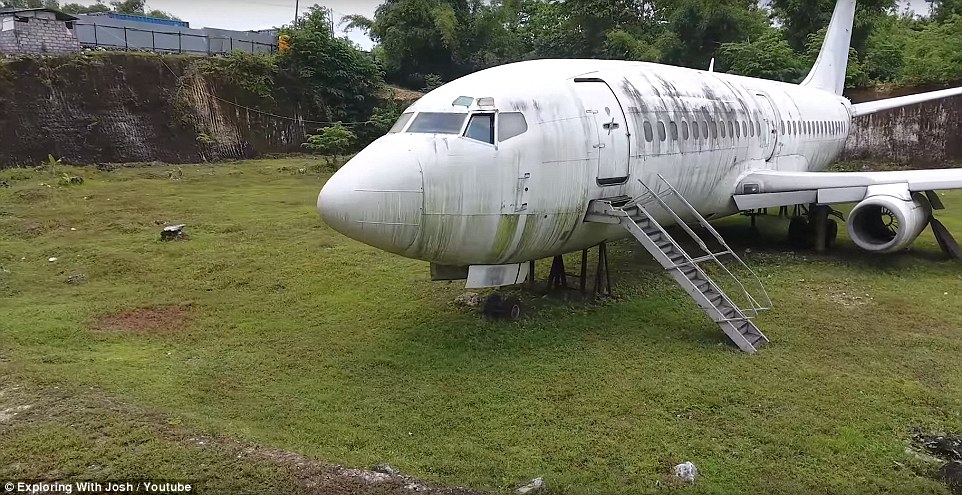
<box><xmin>73</xmin><ymin>18</ymin><xmax>277</xmax><ymax>55</ymax></box>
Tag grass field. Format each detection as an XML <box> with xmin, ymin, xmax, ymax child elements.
<box><xmin>1</xmin><ymin>158</ymin><xmax>961</xmax><ymax>494</ymax></box>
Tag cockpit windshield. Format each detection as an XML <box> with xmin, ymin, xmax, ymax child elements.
<box><xmin>406</xmin><ymin>112</ymin><xmax>467</xmax><ymax>134</ymax></box>
<box><xmin>388</xmin><ymin>112</ymin><xmax>414</xmax><ymax>133</ymax></box>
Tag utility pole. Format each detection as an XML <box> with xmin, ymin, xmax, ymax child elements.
<box><xmin>293</xmin><ymin>0</ymin><xmax>299</xmax><ymax>25</ymax></box>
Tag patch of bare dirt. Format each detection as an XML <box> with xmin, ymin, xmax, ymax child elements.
<box><xmin>90</xmin><ymin>306</ymin><xmax>190</xmax><ymax>334</ymax></box>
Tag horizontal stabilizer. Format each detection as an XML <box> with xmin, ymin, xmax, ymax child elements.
<box><xmin>851</xmin><ymin>87</ymin><xmax>962</xmax><ymax>117</ymax></box>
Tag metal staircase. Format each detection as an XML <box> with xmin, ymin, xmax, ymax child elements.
<box><xmin>585</xmin><ymin>175</ymin><xmax>773</xmax><ymax>353</ymax></box>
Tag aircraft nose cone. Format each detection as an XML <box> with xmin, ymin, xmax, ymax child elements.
<box><xmin>317</xmin><ymin>147</ymin><xmax>423</xmax><ymax>256</ymax></box>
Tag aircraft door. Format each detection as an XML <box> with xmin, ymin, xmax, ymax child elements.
<box><xmin>755</xmin><ymin>92</ymin><xmax>779</xmax><ymax>161</ymax></box>
<box><xmin>573</xmin><ymin>79</ymin><xmax>630</xmax><ymax>185</ymax></box>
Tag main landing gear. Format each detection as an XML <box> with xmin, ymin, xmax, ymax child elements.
<box><xmin>787</xmin><ymin>204</ymin><xmax>843</xmax><ymax>252</ymax></box>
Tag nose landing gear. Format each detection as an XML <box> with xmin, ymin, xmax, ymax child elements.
<box><xmin>482</xmin><ymin>294</ymin><xmax>523</xmax><ymax>321</ymax></box>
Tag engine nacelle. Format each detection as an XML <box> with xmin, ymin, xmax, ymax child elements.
<box><xmin>847</xmin><ymin>186</ymin><xmax>931</xmax><ymax>253</ymax></box>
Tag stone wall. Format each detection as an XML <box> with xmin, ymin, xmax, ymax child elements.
<box><xmin>0</xmin><ymin>14</ymin><xmax>81</xmax><ymax>55</ymax></box>
<box><xmin>842</xmin><ymin>84</ymin><xmax>962</xmax><ymax>167</ymax></box>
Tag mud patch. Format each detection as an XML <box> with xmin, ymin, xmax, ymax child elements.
<box><xmin>911</xmin><ymin>432</ymin><xmax>962</xmax><ymax>494</ymax></box>
<box><xmin>90</xmin><ymin>306</ymin><xmax>190</xmax><ymax>334</ymax></box>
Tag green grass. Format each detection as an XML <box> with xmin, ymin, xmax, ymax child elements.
<box><xmin>2</xmin><ymin>158</ymin><xmax>961</xmax><ymax>494</ymax></box>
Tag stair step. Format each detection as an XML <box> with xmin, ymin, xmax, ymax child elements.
<box><xmin>592</xmin><ymin>182</ymin><xmax>770</xmax><ymax>353</ymax></box>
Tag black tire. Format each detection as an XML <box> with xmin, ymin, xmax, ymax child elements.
<box><xmin>503</xmin><ymin>297</ymin><xmax>522</xmax><ymax>321</ymax></box>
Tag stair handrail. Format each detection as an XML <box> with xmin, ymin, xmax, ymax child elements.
<box><xmin>651</xmin><ymin>174</ymin><xmax>772</xmax><ymax>312</ymax></box>
<box><xmin>636</xmin><ymin>177</ymin><xmax>772</xmax><ymax>314</ymax></box>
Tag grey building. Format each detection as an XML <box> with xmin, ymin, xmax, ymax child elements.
<box><xmin>73</xmin><ymin>14</ymin><xmax>277</xmax><ymax>55</ymax></box>
<box><xmin>0</xmin><ymin>8</ymin><xmax>82</xmax><ymax>55</ymax></box>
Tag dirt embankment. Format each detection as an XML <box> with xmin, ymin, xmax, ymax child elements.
<box><xmin>0</xmin><ymin>53</ymin><xmax>426</xmax><ymax>168</ymax></box>
<box><xmin>0</xmin><ymin>53</ymin><xmax>312</xmax><ymax>166</ymax></box>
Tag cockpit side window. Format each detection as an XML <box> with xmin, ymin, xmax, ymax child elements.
<box><xmin>465</xmin><ymin>113</ymin><xmax>495</xmax><ymax>144</ymax></box>
<box><xmin>498</xmin><ymin>112</ymin><xmax>528</xmax><ymax>142</ymax></box>
<box><xmin>407</xmin><ymin>112</ymin><xmax>467</xmax><ymax>134</ymax></box>
<box><xmin>388</xmin><ymin>112</ymin><xmax>414</xmax><ymax>133</ymax></box>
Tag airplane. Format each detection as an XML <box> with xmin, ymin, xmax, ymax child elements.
<box><xmin>316</xmin><ymin>0</ymin><xmax>962</xmax><ymax>352</ymax></box>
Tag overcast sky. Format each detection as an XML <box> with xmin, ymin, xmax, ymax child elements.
<box><xmin>73</xmin><ymin>0</ymin><xmax>933</xmax><ymax>50</ymax></box>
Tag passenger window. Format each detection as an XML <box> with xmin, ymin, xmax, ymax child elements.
<box><xmin>742</xmin><ymin>121</ymin><xmax>748</xmax><ymax>137</ymax></box>
<box><xmin>711</xmin><ymin>121</ymin><xmax>718</xmax><ymax>139</ymax></box>
<box><xmin>780</xmin><ymin>121</ymin><xmax>785</xmax><ymax>135</ymax></box>
<box><xmin>498</xmin><ymin>112</ymin><xmax>528</xmax><ymax>142</ymax></box>
<box><xmin>389</xmin><ymin>112</ymin><xmax>414</xmax><ymax>133</ymax></box>
<box><xmin>728</xmin><ymin>121</ymin><xmax>735</xmax><ymax>139</ymax></box>
<box><xmin>735</xmin><ymin>121</ymin><xmax>740</xmax><ymax>138</ymax></box>
<box><xmin>720</xmin><ymin>121</ymin><xmax>726</xmax><ymax>138</ymax></box>
<box><xmin>644</xmin><ymin>121</ymin><xmax>653</xmax><ymax>142</ymax></box>
<box><xmin>464</xmin><ymin>113</ymin><xmax>495</xmax><ymax>144</ymax></box>
<box><xmin>682</xmin><ymin>121</ymin><xmax>690</xmax><ymax>140</ymax></box>
<box><xmin>755</xmin><ymin>120</ymin><xmax>761</xmax><ymax>137</ymax></box>
<box><xmin>701</xmin><ymin>121</ymin><xmax>709</xmax><ymax>139</ymax></box>
<box><xmin>693</xmin><ymin>121</ymin><xmax>700</xmax><ymax>140</ymax></box>
<box><xmin>658</xmin><ymin>121</ymin><xmax>666</xmax><ymax>141</ymax></box>
<box><xmin>408</xmin><ymin>112</ymin><xmax>468</xmax><ymax>134</ymax></box>
<box><xmin>749</xmin><ymin>120</ymin><xmax>755</xmax><ymax>137</ymax></box>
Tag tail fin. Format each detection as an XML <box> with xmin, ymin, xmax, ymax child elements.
<box><xmin>800</xmin><ymin>0</ymin><xmax>856</xmax><ymax>95</ymax></box>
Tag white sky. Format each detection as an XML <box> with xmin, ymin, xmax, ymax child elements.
<box><xmin>72</xmin><ymin>0</ymin><xmax>933</xmax><ymax>50</ymax></box>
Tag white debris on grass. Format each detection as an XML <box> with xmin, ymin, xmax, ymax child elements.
<box><xmin>673</xmin><ymin>461</ymin><xmax>698</xmax><ymax>483</ymax></box>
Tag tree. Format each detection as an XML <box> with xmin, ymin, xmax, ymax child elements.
<box><xmin>900</xmin><ymin>13</ymin><xmax>962</xmax><ymax>83</ymax></box>
<box><xmin>279</xmin><ymin>6</ymin><xmax>384</xmax><ymax>122</ymax></box>
<box><xmin>344</xmin><ymin>0</ymin><xmax>472</xmax><ymax>86</ymax></box>
<box><xmin>926</xmin><ymin>0</ymin><xmax>962</xmax><ymax>21</ymax></box>
<box><xmin>768</xmin><ymin>0</ymin><xmax>897</xmax><ymax>56</ymax></box>
<box><xmin>303</xmin><ymin>123</ymin><xmax>357</xmax><ymax>168</ymax></box>
<box><xmin>60</xmin><ymin>2</ymin><xmax>110</xmax><ymax>14</ymax></box>
<box><xmin>720</xmin><ymin>29</ymin><xmax>808</xmax><ymax>82</ymax></box>
<box><xmin>657</xmin><ymin>0</ymin><xmax>771</xmax><ymax>70</ymax></box>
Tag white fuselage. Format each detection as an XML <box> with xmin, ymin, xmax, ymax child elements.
<box><xmin>318</xmin><ymin>59</ymin><xmax>852</xmax><ymax>266</ymax></box>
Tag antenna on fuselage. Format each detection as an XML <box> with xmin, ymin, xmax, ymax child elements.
<box><xmin>708</xmin><ymin>58</ymin><xmax>715</xmax><ymax>72</ymax></box>
<box><xmin>801</xmin><ymin>0</ymin><xmax>856</xmax><ymax>95</ymax></box>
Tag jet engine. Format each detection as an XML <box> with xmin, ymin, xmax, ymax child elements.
<box><xmin>847</xmin><ymin>189</ymin><xmax>931</xmax><ymax>253</ymax></box>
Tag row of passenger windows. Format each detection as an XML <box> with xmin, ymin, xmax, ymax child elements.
<box><xmin>638</xmin><ymin>117</ymin><xmax>847</xmax><ymax>143</ymax></box>
<box><xmin>388</xmin><ymin>111</ymin><xmax>528</xmax><ymax>144</ymax></box>
<box><xmin>779</xmin><ymin>119</ymin><xmax>846</xmax><ymax>136</ymax></box>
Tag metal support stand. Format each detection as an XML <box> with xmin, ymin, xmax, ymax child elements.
<box><xmin>594</xmin><ymin>242</ymin><xmax>612</xmax><ymax>297</ymax></box>
<box><xmin>811</xmin><ymin>204</ymin><xmax>830</xmax><ymax>253</ymax></box>
<box><xmin>548</xmin><ymin>255</ymin><xmax>568</xmax><ymax>290</ymax></box>
<box><xmin>528</xmin><ymin>260</ymin><xmax>536</xmax><ymax>289</ymax></box>
<box><xmin>580</xmin><ymin>249</ymin><xmax>588</xmax><ymax>293</ymax></box>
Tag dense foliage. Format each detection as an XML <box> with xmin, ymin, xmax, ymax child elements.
<box><xmin>1</xmin><ymin>0</ymin><xmax>179</xmax><ymax>20</ymax></box>
<box><xmin>342</xmin><ymin>0</ymin><xmax>962</xmax><ymax>89</ymax></box>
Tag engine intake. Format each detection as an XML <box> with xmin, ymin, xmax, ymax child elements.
<box><xmin>847</xmin><ymin>191</ymin><xmax>931</xmax><ymax>253</ymax></box>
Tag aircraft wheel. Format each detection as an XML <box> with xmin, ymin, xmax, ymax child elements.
<box><xmin>788</xmin><ymin>216</ymin><xmax>812</xmax><ymax>248</ymax></box>
<box><xmin>503</xmin><ymin>297</ymin><xmax>522</xmax><ymax>321</ymax></box>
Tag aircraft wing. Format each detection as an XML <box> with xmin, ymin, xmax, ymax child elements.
<box><xmin>733</xmin><ymin>168</ymin><xmax>962</xmax><ymax>210</ymax></box>
<box><xmin>851</xmin><ymin>87</ymin><xmax>962</xmax><ymax>117</ymax></box>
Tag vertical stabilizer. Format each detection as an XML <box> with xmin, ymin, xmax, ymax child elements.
<box><xmin>800</xmin><ymin>0</ymin><xmax>856</xmax><ymax>95</ymax></box>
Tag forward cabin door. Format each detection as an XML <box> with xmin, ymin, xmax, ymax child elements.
<box><xmin>573</xmin><ymin>79</ymin><xmax>630</xmax><ymax>185</ymax></box>
<box><xmin>755</xmin><ymin>92</ymin><xmax>779</xmax><ymax>161</ymax></box>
